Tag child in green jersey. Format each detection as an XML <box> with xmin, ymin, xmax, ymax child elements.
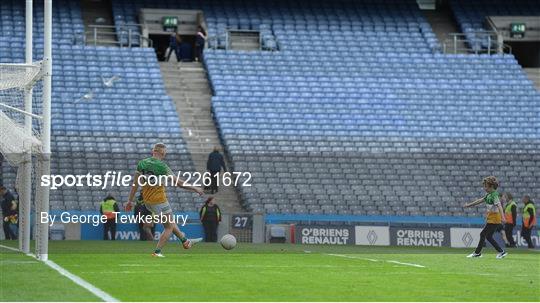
<box><xmin>463</xmin><ymin>176</ymin><xmax>507</xmax><ymax>258</ymax></box>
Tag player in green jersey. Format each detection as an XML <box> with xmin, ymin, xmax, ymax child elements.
<box><xmin>464</xmin><ymin>176</ymin><xmax>507</xmax><ymax>259</ymax></box>
<box><xmin>126</xmin><ymin>143</ymin><xmax>204</xmax><ymax>257</ymax></box>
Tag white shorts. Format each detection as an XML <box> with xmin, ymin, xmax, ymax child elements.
<box><xmin>145</xmin><ymin>201</ymin><xmax>172</xmax><ymax>215</ymax></box>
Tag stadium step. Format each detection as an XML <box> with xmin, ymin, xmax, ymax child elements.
<box><xmin>165</xmin><ymin>84</ymin><xmax>210</xmax><ymax>93</ymax></box>
<box><xmin>159</xmin><ymin>61</ymin><xmax>244</xmax><ymax>213</ymax></box>
<box><xmin>422</xmin><ymin>3</ymin><xmax>468</xmax><ymax>53</ymax></box>
<box><xmin>80</xmin><ymin>0</ymin><xmax>118</xmax><ymax>46</ymax></box>
<box><xmin>524</xmin><ymin>68</ymin><xmax>540</xmax><ymax>90</ymax></box>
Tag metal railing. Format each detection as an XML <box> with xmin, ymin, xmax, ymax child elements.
<box><xmin>443</xmin><ymin>31</ymin><xmax>511</xmax><ymax>55</ymax></box>
<box><xmin>74</xmin><ymin>24</ymin><xmax>153</xmax><ymax>48</ymax></box>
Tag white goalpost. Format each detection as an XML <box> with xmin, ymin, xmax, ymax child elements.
<box><xmin>0</xmin><ymin>0</ymin><xmax>52</xmax><ymax>260</ymax></box>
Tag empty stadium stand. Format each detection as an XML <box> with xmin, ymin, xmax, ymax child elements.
<box><xmin>1</xmin><ymin>0</ymin><xmax>539</xmax><ymax>221</ymax></box>
<box><xmin>208</xmin><ymin>51</ymin><xmax>539</xmax><ymax>217</ymax></box>
<box><xmin>200</xmin><ymin>0</ymin><xmax>538</xmax><ymax>217</ymax></box>
<box><xmin>0</xmin><ymin>1</ymin><xmax>199</xmax><ymax>211</ymax></box>
<box><xmin>0</xmin><ymin>0</ymin><xmax>83</xmax><ymax>62</ymax></box>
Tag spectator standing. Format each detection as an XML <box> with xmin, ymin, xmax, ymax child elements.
<box><xmin>502</xmin><ymin>192</ymin><xmax>517</xmax><ymax>247</ymax></box>
<box><xmin>177</xmin><ymin>36</ymin><xmax>193</xmax><ymax>62</ymax></box>
<box><xmin>0</xmin><ymin>184</ymin><xmax>17</xmax><ymax>240</ymax></box>
<box><xmin>199</xmin><ymin>197</ymin><xmax>221</xmax><ymax>242</ymax></box>
<box><xmin>195</xmin><ymin>26</ymin><xmax>206</xmax><ymax>62</ymax></box>
<box><xmin>100</xmin><ymin>194</ymin><xmax>119</xmax><ymax>240</ymax></box>
<box><xmin>521</xmin><ymin>195</ymin><xmax>536</xmax><ymax>249</ymax></box>
<box><xmin>165</xmin><ymin>33</ymin><xmax>180</xmax><ymax>62</ymax></box>
<box><xmin>207</xmin><ymin>146</ymin><xmax>227</xmax><ymax>194</ymax></box>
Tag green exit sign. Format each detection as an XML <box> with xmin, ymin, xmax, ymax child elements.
<box><xmin>162</xmin><ymin>16</ymin><xmax>178</xmax><ymax>32</ymax></box>
<box><xmin>510</xmin><ymin>22</ymin><xmax>526</xmax><ymax>38</ymax></box>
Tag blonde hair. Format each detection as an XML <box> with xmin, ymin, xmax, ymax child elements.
<box><xmin>152</xmin><ymin>143</ymin><xmax>167</xmax><ymax>156</ymax></box>
<box><xmin>153</xmin><ymin>142</ymin><xmax>167</xmax><ymax>151</ymax></box>
<box><xmin>483</xmin><ymin>176</ymin><xmax>499</xmax><ymax>190</ymax></box>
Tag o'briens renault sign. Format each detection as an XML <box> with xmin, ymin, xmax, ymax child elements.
<box><xmin>390</xmin><ymin>227</ymin><xmax>450</xmax><ymax>247</ymax></box>
<box><xmin>295</xmin><ymin>226</ymin><xmax>354</xmax><ymax>245</ymax></box>
<box><xmin>292</xmin><ymin>225</ymin><xmax>528</xmax><ymax>248</ymax></box>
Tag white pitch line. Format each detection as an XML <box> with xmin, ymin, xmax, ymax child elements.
<box><xmin>0</xmin><ymin>244</ymin><xmax>119</xmax><ymax>302</ymax></box>
<box><xmin>387</xmin><ymin>260</ymin><xmax>426</xmax><ymax>268</ymax></box>
<box><xmin>1</xmin><ymin>260</ymin><xmax>38</xmax><ymax>264</ymax></box>
<box><xmin>44</xmin><ymin>260</ymin><xmax>119</xmax><ymax>302</ymax></box>
<box><xmin>0</xmin><ymin>244</ymin><xmax>19</xmax><ymax>252</ymax></box>
<box><xmin>0</xmin><ymin>244</ymin><xmax>36</xmax><ymax>258</ymax></box>
<box><xmin>326</xmin><ymin>253</ymin><xmax>426</xmax><ymax>268</ymax></box>
<box><xmin>326</xmin><ymin>253</ymin><xmax>379</xmax><ymax>262</ymax></box>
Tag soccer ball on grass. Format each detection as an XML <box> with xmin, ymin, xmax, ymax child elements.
<box><xmin>220</xmin><ymin>234</ymin><xmax>237</xmax><ymax>250</ymax></box>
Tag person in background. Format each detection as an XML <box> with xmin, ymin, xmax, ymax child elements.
<box><xmin>502</xmin><ymin>192</ymin><xmax>517</xmax><ymax>247</ymax></box>
<box><xmin>177</xmin><ymin>35</ymin><xmax>193</xmax><ymax>62</ymax></box>
<box><xmin>165</xmin><ymin>32</ymin><xmax>180</xmax><ymax>62</ymax></box>
<box><xmin>199</xmin><ymin>196</ymin><xmax>221</xmax><ymax>242</ymax></box>
<box><xmin>100</xmin><ymin>194</ymin><xmax>119</xmax><ymax>240</ymax></box>
<box><xmin>521</xmin><ymin>195</ymin><xmax>536</xmax><ymax>249</ymax></box>
<box><xmin>0</xmin><ymin>184</ymin><xmax>17</xmax><ymax>240</ymax></box>
<box><xmin>134</xmin><ymin>194</ymin><xmax>155</xmax><ymax>241</ymax></box>
<box><xmin>207</xmin><ymin>146</ymin><xmax>227</xmax><ymax>194</ymax></box>
<box><xmin>195</xmin><ymin>26</ymin><xmax>206</xmax><ymax>62</ymax></box>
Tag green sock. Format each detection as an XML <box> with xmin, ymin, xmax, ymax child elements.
<box><xmin>154</xmin><ymin>248</ymin><xmax>161</xmax><ymax>254</ymax></box>
<box><xmin>179</xmin><ymin>236</ymin><xmax>187</xmax><ymax>244</ymax></box>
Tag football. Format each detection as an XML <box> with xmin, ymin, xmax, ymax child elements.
<box><xmin>220</xmin><ymin>234</ymin><xmax>237</xmax><ymax>250</ymax></box>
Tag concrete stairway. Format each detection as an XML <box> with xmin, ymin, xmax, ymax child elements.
<box><xmin>422</xmin><ymin>4</ymin><xmax>468</xmax><ymax>53</ymax></box>
<box><xmin>524</xmin><ymin>68</ymin><xmax>540</xmax><ymax>91</ymax></box>
<box><xmin>160</xmin><ymin>61</ymin><xmax>244</xmax><ymax>213</ymax></box>
<box><xmin>80</xmin><ymin>0</ymin><xmax>117</xmax><ymax>46</ymax></box>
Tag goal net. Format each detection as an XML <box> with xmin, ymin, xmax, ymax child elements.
<box><xmin>0</xmin><ymin>62</ymin><xmax>48</xmax><ymax>258</ymax></box>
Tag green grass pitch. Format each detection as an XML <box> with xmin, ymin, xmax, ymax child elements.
<box><xmin>1</xmin><ymin>240</ymin><xmax>539</xmax><ymax>301</ymax></box>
